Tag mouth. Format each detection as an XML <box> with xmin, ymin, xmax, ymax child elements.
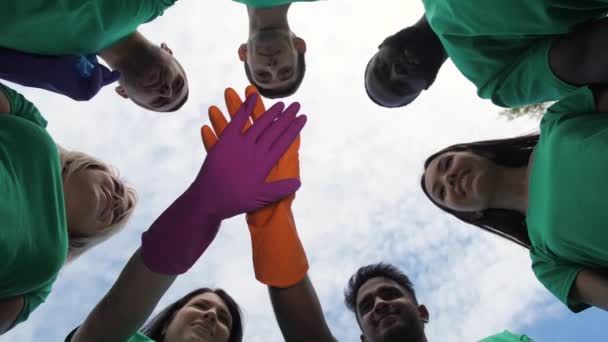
<box><xmin>457</xmin><ymin>169</ymin><xmax>470</xmax><ymax>197</ymax></box>
<box><xmin>192</xmin><ymin>322</ymin><xmax>213</xmax><ymax>336</ymax></box>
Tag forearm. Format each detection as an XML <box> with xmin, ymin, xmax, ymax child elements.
<box><xmin>572</xmin><ymin>269</ymin><xmax>608</xmax><ymax>311</ymax></box>
<box><xmin>269</xmin><ymin>275</ymin><xmax>335</xmax><ymax>342</ymax></box>
<box><xmin>0</xmin><ymin>296</ymin><xmax>24</xmax><ymax>335</ymax></box>
<box><xmin>72</xmin><ymin>248</ymin><xmax>176</xmax><ymax>342</ymax></box>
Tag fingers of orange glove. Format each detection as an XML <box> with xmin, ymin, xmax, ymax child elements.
<box><xmin>224</xmin><ymin>88</ymin><xmax>252</xmax><ymax>132</ymax></box>
<box><xmin>201</xmin><ymin>125</ymin><xmax>218</xmax><ymax>151</ymax></box>
<box><xmin>208</xmin><ymin>105</ymin><xmax>229</xmax><ymax>138</ymax></box>
<box><xmin>245</xmin><ymin>86</ymin><xmax>267</xmax><ymax>121</ymax></box>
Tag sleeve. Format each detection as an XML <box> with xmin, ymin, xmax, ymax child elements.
<box><xmin>530</xmin><ymin>247</ymin><xmax>589</xmax><ymax>313</ymax></box>
<box><xmin>10</xmin><ymin>283</ymin><xmax>52</xmax><ymax>328</ymax></box>
<box><xmin>0</xmin><ymin>83</ymin><xmax>47</xmax><ymax>128</ymax></box>
<box><xmin>541</xmin><ymin>86</ymin><xmax>597</xmax><ymax>128</ymax></box>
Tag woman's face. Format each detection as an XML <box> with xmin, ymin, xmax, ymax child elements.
<box><xmin>423</xmin><ymin>150</ymin><xmax>498</xmax><ymax>212</ymax></box>
<box><xmin>165</xmin><ymin>292</ymin><xmax>233</xmax><ymax>342</ymax></box>
<box><xmin>62</xmin><ymin>166</ymin><xmax>128</xmax><ymax>237</ymax></box>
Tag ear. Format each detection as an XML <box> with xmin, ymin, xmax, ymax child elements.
<box><xmin>115</xmin><ymin>86</ymin><xmax>129</xmax><ymax>99</ymax></box>
<box><xmin>418</xmin><ymin>304</ymin><xmax>430</xmax><ymax>323</ymax></box>
<box><xmin>238</xmin><ymin>44</ymin><xmax>247</xmax><ymax>62</ymax></box>
<box><xmin>293</xmin><ymin>37</ymin><xmax>307</xmax><ymax>54</ymax></box>
<box><xmin>160</xmin><ymin>42</ymin><xmax>174</xmax><ymax>55</ymax></box>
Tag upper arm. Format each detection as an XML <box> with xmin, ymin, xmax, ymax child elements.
<box><xmin>269</xmin><ymin>275</ymin><xmax>336</xmax><ymax>342</ymax></box>
<box><xmin>0</xmin><ymin>296</ymin><xmax>25</xmax><ymax>335</ymax></box>
<box><xmin>571</xmin><ymin>269</ymin><xmax>608</xmax><ymax>311</ymax></box>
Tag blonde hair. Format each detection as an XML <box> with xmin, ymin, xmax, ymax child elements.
<box><xmin>57</xmin><ymin>145</ymin><xmax>138</xmax><ymax>263</ymax></box>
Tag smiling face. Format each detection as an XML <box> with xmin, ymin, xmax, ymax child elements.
<box><xmin>115</xmin><ymin>43</ymin><xmax>189</xmax><ymax>112</ymax></box>
<box><xmin>62</xmin><ymin>166</ymin><xmax>129</xmax><ymax>238</ymax></box>
<box><xmin>423</xmin><ymin>150</ymin><xmax>500</xmax><ymax>212</ymax></box>
<box><xmin>164</xmin><ymin>292</ymin><xmax>233</xmax><ymax>342</ymax></box>
<box><xmin>356</xmin><ymin>277</ymin><xmax>428</xmax><ymax>342</ymax></box>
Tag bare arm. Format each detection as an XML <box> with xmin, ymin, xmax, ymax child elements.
<box><xmin>0</xmin><ymin>296</ymin><xmax>24</xmax><ymax>335</ymax></box>
<box><xmin>571</xmin><ymin>269</ymin><xmax>608</xmax><ymax>311</ymax></box>
<box><xmin>71</xmin><ymin>248</ymin><xmax>176</xmax><ymax>342</ymax></box>
<box><xmin>269</xmin><ymin>275</ymin><xmax>336</xmax><ymax>342</ymax></box>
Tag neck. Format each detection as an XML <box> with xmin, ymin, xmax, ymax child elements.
<box><xmin>489</xmin><ymin>165</ymin><xmax>530</xmax><ymax>214</ymax></box>
<box><xmin>248</xmin><ymin>5</ymin><xmax>290</xmax><ymax>33</ymax></box>
<box><xmin>98</xmin><ymin>31</ymin><xmax>148</xmax><ymax>70</ymax></box>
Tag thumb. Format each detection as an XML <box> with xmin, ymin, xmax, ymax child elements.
<box><xmin>201</xmin><ymin>125</ymin><xmax>218</xmax><ymax>151</ymax></box>
<box><xmin>257</xmin><ymin>178</ymin><xmax>301</xmax><ymax>204</ymax></box>
<box><xmin>102</xmin><ymin>68</ymin><xmax>121</xmax><ymax>86</ymax></box>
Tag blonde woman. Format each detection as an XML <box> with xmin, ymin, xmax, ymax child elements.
<box><xmin>0</xmin><ymin>82</ymin><xmax>136</xmax><ymax>334</ymax></box>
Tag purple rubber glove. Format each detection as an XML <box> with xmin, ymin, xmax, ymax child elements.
<box><xmin>141</xmin><ymin>93</ymin><xmax>307</xmax><ymax>275</ymax></box>
<box><xmin>0</xmin><ymin>47</ymin><xmax>120</xmax><ymax>101</ymax></box>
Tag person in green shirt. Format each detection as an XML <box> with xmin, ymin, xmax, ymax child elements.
<box><xmin>235</xmin><ymin>0</ymin><xmax>319</xmax><ymax>99</ymax></box>
<box><xmin>480</xmin><ymin>331</ymin><xmax>534</xmax><ymax>342</ymax></box>
<box><xmin>0</xmin><ymin>83</ymin><xmax>137</xmax><ymax>334</ymax></box>
<box><xmin>369</xmin><ymin>2</ymin><xmax>608</xmax><ymax>108</ymax></box>
<box><xmin>0</xmin><ymin>0</ymin><xmax>189</xmax><ymax>112</ymax></box>
<box><xmin>421</xmin><ymin>85</ymin><xmax>608</xmax><ymax>312</ymax></box>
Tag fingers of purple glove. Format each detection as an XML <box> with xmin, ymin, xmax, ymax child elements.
<box><xmin>223</xmin><ymin>93</ymin><xmax>258</xmax><ymax>137</ymax></box>
<box><xmin>255</xmin><ymin>102</ymin><xmax>300</xmax><ymax>148</ymax></box>
<box><xmin>245</xmin><ymin>102</ymin><xmax>285</xmax><ymax>142</ymax></box>
<box><xmin>267</xmin><ymin>115</ymin><xmax>307</xmax><ymax>166</ymax></box>
<box><xmin>257</xmin><ymin>178</ymin><xmax>301</xmax><ymax>204</ymax></box>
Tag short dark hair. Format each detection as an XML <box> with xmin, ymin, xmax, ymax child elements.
<box><xmin>244</xmin><ymin>52</ymin><xmax>306</xmax><ymax>99</ymax></box>
<box><xmin>344</xmin><ymin>263</ymin><xmax>416</xmax><ymax>314</ymax></box>
<box><xmin>421</xmin><ymin>134</ymin><xmax>538</xmax><ymax>249</ymax></box>
<box><xmin>141</xmin><ymin>288</ymin><xmax>243</xmax><ymax>342</ymax></box>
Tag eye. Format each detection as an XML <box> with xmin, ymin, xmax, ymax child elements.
<box><xmin>255</xmin><ymin>71</ymin><xmax>271</xmax><ymax>82</ymax></box>
<box><xmin>439</xmin><ymin>185</ymin><xmax>446</xmax><ymax>201</ymax></box>
<box><xmin>358</xmin><ymin>299</ymin><xmax>373</xmax><ymax>315</ymax></box>
<box><xmin>443</xmin><ymin>155</ymin><xmax>453</xmax><ymax>172</ymax></box>
<box><xmin>195</xmin><ymin>301</ymin><xmax>211</xmax><ymax>310</ymax></box>
<box><xmin>380</xmin><ymin>287</ymin><xmax>401</xmax><ymax>300</ymax></box>
<box><xmin>279</xmin><ymin>67</ymin><xmax>293</xmax><ymax>79</ymax></box>
<box><xmin>218</xmin><ymin>311</ymin><xmax>230</xmax><ymax>325</ymax></box>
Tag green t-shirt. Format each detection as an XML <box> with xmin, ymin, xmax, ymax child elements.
<box><xmin>422</xmin><ymin>0</ymin><xmax>608</xmax><ymax>107</ymax></box>
<box><xmin>0</xmin><ymin>84</ymin><xmax>68</xmax><ymax>327</ymax></box>
<box><xmin>233</xmin><ymin>0</ymin><xmax>319</xmax><ymax>8</ymax></box>
<box><xmin>65</xmin><ymin>328</ymin><xmax>154</xmax><ymax>342</ymax></box>
<box><xmin>0</xmin><ymin>0</ymin><xmax>177</xmax><ymax>55</ymax></box>
<box><xmin>479</xmin><ymin>331</ymin><xmax>534</xmax><ymax>342</ymax></box>
<box><xmin>527</xmin><ymin>86</ymin><xmax>608</xmax><ymax>312</ymax></box>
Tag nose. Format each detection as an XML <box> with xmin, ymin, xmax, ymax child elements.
<box><xmin>373</xmin><ymin>297</ymin><xmax>389</xmax><ymax>315</ymax></box>
<box><xmin>159</xmin><ymin>82</ymin><xmax>173</xmax><ymax>97</ymax></box>
<box><xmin>203</xmin><ymin>309</ymin><xmax>217</xmax><ymax>323</ymax></box>
<box><xmin>445</xmin><ymin>172</ymin><xmax>456</xmax><ymax>188</ymax></box>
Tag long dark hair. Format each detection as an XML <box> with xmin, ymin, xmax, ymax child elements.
<box><xmin>421</xmin><ymin>134</ymin><xmax>539</xmax><ymax>249</ymax></box>
<box><xmin>141</xmin><ymin>288</ymin><xmax>243</xmax><ymax>342</ymax></box>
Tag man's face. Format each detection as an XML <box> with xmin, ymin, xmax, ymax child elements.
<box><xmin>240</xmin><ymin>30</ymin><xmax>306</xmax><ymax>91</ymax></box>
<box><xmin>356</xmin><ymin>277</ymin><xmax>428</xmax><ymax>342</ymax></box>
<box><xmin>116</xmin><ymin>43</ymin><xmax>189</xmax><ymax>112</ymax></box>
<box><xmin>365</xmin><ymin>27</ymin><xmax>443</xmax><ymax>108</ymax></box>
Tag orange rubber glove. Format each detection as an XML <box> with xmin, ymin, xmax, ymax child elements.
<box><xmin>201</xmin><ymin>86</ymin><xmax>308</xmax><ymax>287</ymax></box>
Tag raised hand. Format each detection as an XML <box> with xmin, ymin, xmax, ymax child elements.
<box><xmin>142</xmin><ymin>93</ymin><xmax>307</xmax><ymax>275</ymax></box>
<box><xmin>202</xmin><ymin>87</ymin><xmax>309</xmax><ymax>287</ymax></box>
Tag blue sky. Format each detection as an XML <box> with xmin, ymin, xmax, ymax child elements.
<box><xmin>4</xmin><ymin>1</ymin><xmax>605</xmax><ymax>341</ymax></box>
